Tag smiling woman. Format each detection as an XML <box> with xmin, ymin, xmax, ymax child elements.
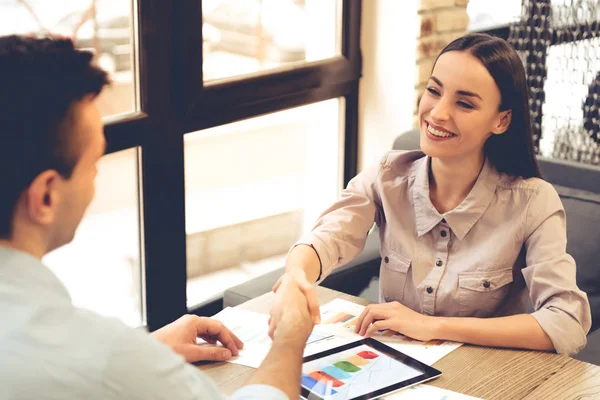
<box><xmin>419</xmin><ymin>35</ymin><xmax>540</xmax><ymax>180</ymax></box>
<box><xmin>277</xmin><ymin>33</ymin><xmax>592</xmax><ymax>357</ymax></box>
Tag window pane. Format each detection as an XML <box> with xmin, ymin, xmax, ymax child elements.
<box><xmin>185</xmin><ymin>99</ymin><xmax>343</xmax><ymax>307</ymax></box>
<box><xmin>203</xmin><ymin>0</ymin><xmax>342</xmax><ymax>82</ymax></box>
<box><xmin>44</xmin><ymin>148</ymin><xmax>144</xmax><ymax>327</ymax></box>
<box><xmin>467</xmin><ymin>0</ymin><xmax>522</xmax><ymax>31</ymax></box>
<box><xmin>0</xmin><ymin>0</ymin><xmax>137</xmax><ymax>118</ymax></box>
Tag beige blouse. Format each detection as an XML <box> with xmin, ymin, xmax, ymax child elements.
<box><xmin>297</xmin><ymin>151</ymin><xmax>591</xmax><ymax>355</ymax></box>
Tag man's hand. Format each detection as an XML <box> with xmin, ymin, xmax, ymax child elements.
<box><xmin>152</xmin><ymin>315</ymin><xmax>244</xmax><ymax>363</ymax></box>
<box><xmin>272</xmin><ymin>268</ymin><xmax>321</xmax><ymax>324</ymax></box>
<box><xmin>269</xmin><ymin>276</ymin><xmax>315</xmax><ymax>345</ymax></box>
<box><xmin>354</xmin><ymin>302</ymin><xmax>438</xmax><ymax>342</ymax></box>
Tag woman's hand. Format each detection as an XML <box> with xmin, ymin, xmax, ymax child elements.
<box><xmin>272</xmin><ymin>268</ymin><xmax>321</xmax><ymax>324</ymax></box>
<box><xmin>354</xmin><ymin>301</ymin><xmax>438</xmax><ymax>342</ymax></box>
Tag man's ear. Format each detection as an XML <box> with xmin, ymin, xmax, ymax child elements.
<box><xmin>25</xmin><ymin>170</ymin><xmax>62</xmax><ymax>226</ymax></box>
<box><xmin>492</xmin><ymin>110</ymin><xmax>512</xmax><ymax>135</ymax></box>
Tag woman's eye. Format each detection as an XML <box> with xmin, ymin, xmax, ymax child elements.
<box><xmin>458</xmin><ymin>101</ymin><xmax>474</xmax><ymax>109</ymax></box>
<box><xmin>426</xmin><ymin>87</ymin><xmax>440</xmax><ymax>96</ymax></box>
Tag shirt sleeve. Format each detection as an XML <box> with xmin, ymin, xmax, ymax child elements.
<box><xmin>521</xmin><ymin>181</ymin><xmax>592</xmax><ymax>355</ymax></box>
<box><xmin>290</xmin><ymin>154</ymin><xmax>386</xmax><ymax>283</ymax></box>
<box><xmin>102</xmin><ymin>326</ymin><xmax>287</xmax><ymax>400</ymax></box>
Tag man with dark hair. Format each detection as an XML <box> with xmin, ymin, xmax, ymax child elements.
<box><xmin>0</xmin><ymin>35</ymin><xmax>315</xmax><ymax>399</ymax></box>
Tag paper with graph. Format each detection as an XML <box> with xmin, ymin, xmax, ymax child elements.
<box><xmin>208</xmin><ymin>298</ymin><xmax>462</xmax><ymax>369</ymax></box>
<box><xmin>208</xmin><ymin>306</ymin><xmax>356</xmax><ymax>368</ymax></box>
<box><xmin>319</xmin><ymin>298</ymin><xmax>463</xmax><ymax>366</ymax></box>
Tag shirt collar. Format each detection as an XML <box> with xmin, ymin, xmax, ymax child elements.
<box><xmin>0</xmin><ymin>245</ymin><xmax>71</xmax><ymax>303</ymax></box>
<box><xmin>412</xmin><ymin>156</ymin><xmax>500</xmax><ymax>241</ymax></box>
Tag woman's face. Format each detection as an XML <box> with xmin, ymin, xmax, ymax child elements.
<box><xmin>418</xmin><ymin>50</ymin><xmax>511</xmax><ymax>164</ymax></box>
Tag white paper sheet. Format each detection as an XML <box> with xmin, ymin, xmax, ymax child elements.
<box><xmin>319</xmin><ymin>299</ymin><xmax>463</xmax><ymax>366</ymax></box>
<box><xmin>208</xmin><ymin>307</ymin><xmax>356</xmax><ymax>368</ymax></box>
<box><xmin>383</xmin><ymin>384</ymin><xmax>481</xmax><ymax>399</ymax></box>
<box><xmin>208</xmin><ymin>298</ymin><xmax>463</xmax><ymax>369</ymax></box>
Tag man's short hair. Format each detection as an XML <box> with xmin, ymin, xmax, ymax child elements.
<box><xmin>0</xmin><ymin>35</ymin><xmax>110</xmax><ymax>238</ymax></box>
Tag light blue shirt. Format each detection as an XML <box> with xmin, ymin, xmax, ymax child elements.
<box><xmin>0</xmin><ymin>246</ymin><xmax>287</xmax><ymax>400</ymax></box>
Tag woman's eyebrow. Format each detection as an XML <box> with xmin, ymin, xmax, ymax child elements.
<box><xmin>430</xmin><ymin>75</ymin><xmax>483</xmax><ymax>100</ymax></box>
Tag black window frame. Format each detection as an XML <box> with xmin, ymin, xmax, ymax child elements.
<box><xmin>102</xmin><ymin>0</ymin><xmax>362</xmax><ymax>330</ymax></box>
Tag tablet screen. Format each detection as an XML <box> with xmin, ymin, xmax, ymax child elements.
<box><xmin>300</xmin><ymin>339</ymin><xmax>441</xmax><ymax>400</ymax></box>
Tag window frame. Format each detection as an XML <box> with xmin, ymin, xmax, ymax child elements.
<box><xmin>101</xmin><ymin>0</ymin><xmax>362</xmax><ymax>330</ymax></box>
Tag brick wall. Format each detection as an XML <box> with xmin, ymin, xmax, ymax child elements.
<box><xmin>414</xmin><ymin>0</ymin><xmax>470</xmax><ymax>125</ymax></box>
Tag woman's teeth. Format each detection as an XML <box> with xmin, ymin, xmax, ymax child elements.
<box><xmin>427</xmin><ymin>124</ymin><xmax>454</xmax><ymax>138</ymax></box>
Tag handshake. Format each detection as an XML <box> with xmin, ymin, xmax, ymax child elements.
<box><xmin>151</xmin><ymin>268</ymin><xmax>320</xmax><ymax>363</ymax></box>
<box><xmin>268</xmin><ymin>269</ymin><xmax>321</xmax><ymax>344</ymax></box>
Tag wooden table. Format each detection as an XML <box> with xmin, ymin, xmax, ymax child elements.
<box><xmin>198</xmin><ymin>287</ymin><xmax>600</xmax><ymax>399</ymax></box>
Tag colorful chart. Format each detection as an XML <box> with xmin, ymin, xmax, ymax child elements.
<box><xmin>323</xmin><ymin>312</ymin><xmax>356</xmax><ymax>325</ymax></box>
<box><xmin>323</xmin><ymin>365</ymin><xmax>352</xmax><ymax>380</ymax></box>
<box><xmin>308</xmin><ymin>371</ymin><xmax>344</xmax><ymax>387</ymax></box>
<box><xmin>357</xmin><ymin>350</ymin><xmax>379</xmax><ymax>359</ymax></box>
<box><xmin>302</xmin><ymin>349</ymin><xmax>380</xmax><ymax>396</ymax></box>
<box><xmin>302</xmin><ymin>344</ymin><xmax>423</xmax><ymax>399</ymax></box>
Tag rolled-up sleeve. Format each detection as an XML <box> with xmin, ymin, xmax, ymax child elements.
<box><xmin>521</xmin><ymin>182</ymin><xmax>592</xmax><ymax>355</ymax></box>
<box><xmin>104</xmin><ymin>324</ymin><xmax>289</xmax><ymax>400</ymax></box>
<box><xmin>290</xmin><ymin>154</ymin><xmax>386</xmax><ymax>282</ymax></box>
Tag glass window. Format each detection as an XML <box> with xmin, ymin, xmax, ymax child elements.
<box><xmin>467</xmin><ymin>0</ymin><xmax>522</xmax><ymax>31</ymax></box>
<box><xmin>203</xmin><ymin>0</ymin><xmax>342</xmax><ymax>82</ymax></box>
<box><xmin>0</xmin><ymin>0</ymin><xmax>137</xmax><ymax>118</ymax></box>
<box><xmin>185</xmin><ymin>98</ymin><xmax>344</xmax><ymax>307</ymax></box>
<box><xmin>44</xmin><ymin>148</ymin><xmax>144</xmax><ymax>327</ymax></box>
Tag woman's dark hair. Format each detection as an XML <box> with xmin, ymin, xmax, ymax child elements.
<box><xmin>435</xmin><ymin>33</ymin><xmax>541</xmax><ymax>179</ymax></box>
<box><xmin>0</xmin><ymin>35</ymin><xmax>109</xmax><ymax>238</ymax></box>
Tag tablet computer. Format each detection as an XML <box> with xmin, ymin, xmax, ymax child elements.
<box><xmin>300</xmin><ymin>338</ymin><xmax>441</xmax><ymax>400</ymax></box>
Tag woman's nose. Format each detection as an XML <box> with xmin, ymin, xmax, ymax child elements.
<box><xmin>429</xmin><ymin>99</ymin><xmax>451</xmax><ymax>122</ymax></box>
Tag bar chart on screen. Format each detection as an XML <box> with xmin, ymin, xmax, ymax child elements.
<box><xmin>302</xmin><ymin>344</ymin><xmax>422</xmax><ymax>399</ymax></box>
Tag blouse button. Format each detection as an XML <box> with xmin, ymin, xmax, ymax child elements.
<box><xmin>435</xmin><ymin>259</ymin><xmax>443</xmax><ymax>267</ymax></box>
<box><xmin>426</xmin><ymin>286</ymin><xmax>433</xmax><ymax>294</ymax></box>
<box><xmin>483</xmin><ymin>280</ymin><xmax>491</xmax><ymax>289</ymax></box>
<box><xmin>384</xmin><ymin>256</ymin><xmax>389</xmax><ymax>263</ymax></box>
<box><xmin>441</xmin><ymin>230</ymin><xmax>447</xmax><ymax>237</ymax></box>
